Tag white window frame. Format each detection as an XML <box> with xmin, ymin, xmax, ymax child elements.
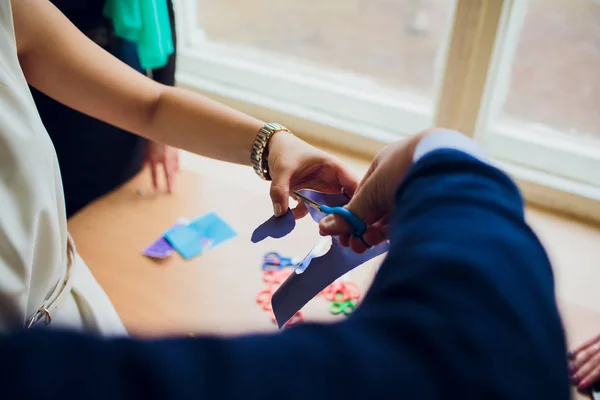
<box><xmin>477</xmin><ymin>0</ymin><xmax>600</xmax><ymax>190</ymax></box>
<box><xmin>470</xmin><ymin>0</ymin><xmax>600</xmax><ymax>222</ymax></box>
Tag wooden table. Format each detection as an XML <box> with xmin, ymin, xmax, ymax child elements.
<box><xmin>69</xmin><ymin>168</ymin><xmax>600</xmax><ymax>398</ymax></box>
<box><xmin>68</xmin><ymin>169</ymin><xmax>379</xmax><ymax>337</ymax></box>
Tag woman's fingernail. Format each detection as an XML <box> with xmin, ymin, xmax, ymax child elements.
<box><xmin>567</xmin><ymin>351</ymin><xmax>575</xmax><ymax>360</ymax></box>
<box><xmin>274</xmin><ymin>204</ymin><xmax>283</xmax><ymax>217</ymax></box>
<box><xmin>578</xmin><ymin>380</ymin><xmax>588</xmax><ymax>390</ymax></box>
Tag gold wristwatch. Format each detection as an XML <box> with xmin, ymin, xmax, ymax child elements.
<box><xmin>251</xmin><ymin>123</ymin><xmax>292</xmax><ymax>181</ymax></box>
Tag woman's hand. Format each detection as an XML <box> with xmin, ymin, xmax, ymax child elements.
<box><xmin>569</xmin><ymin>333</ymin><xmax>600</xmax><ymax>390</ymax></box>
<box><xmin>267</xmin><ymin>132</ymin><xmax>358</xmax><ymax>218</ymax></box>
<box><xmin>144</xmin><ymin>142</ymin><xmax>180</xmax><ymax>193</ymax></box>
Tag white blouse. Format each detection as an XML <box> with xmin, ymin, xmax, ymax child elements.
<box><xmin>0</xmin><ymin>0</ymin><xmax>126</xmax><ymax>336</ymax></box>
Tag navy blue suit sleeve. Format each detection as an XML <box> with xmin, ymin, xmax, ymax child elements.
<box><xmin>0</xmin><ymin>150</ymin><xmax>568</xmax><ymax>400</ymax></box>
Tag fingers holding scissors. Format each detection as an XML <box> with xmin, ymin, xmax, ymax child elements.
<box><xmin>324</xmin><ymin>216</ymin><xmax>388</xmax><ymax>254</ymax></box>
<box><xmin>294</xmin><ymin>190</ymin><xmax>372</xmax><ymax>251</ymax></box>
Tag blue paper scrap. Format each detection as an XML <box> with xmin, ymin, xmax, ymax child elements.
<box><xmin>251</xmin><ymin>210</ymin><xmax>296</xmax><ymax>243</ymax></box>
<box><xmin>271</xmin><ymin>238</ymin><xmax>389</xmax><ymax>328</ymax></box>
<box><xmin>165</xmin><ymin>212</ymin><xmax>237</xmax><ymax>259</ymax></box>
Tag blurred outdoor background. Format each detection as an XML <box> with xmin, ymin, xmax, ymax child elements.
<box><xmin>197</xmin><ymin>0</ymin><xmax>600</xmax><ymax>142</ymax></box>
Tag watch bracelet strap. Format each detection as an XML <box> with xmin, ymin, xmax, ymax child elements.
<box><xmin>251</xmin><ymin>123</ymin><xmax>291</xmax><ymax>180</ymax></box>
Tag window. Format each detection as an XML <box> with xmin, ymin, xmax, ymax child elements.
<box><xmin>482</xmin><ymin>0</ymin><xmax>600</xmax><ymax>189</ymax></box>
<box><xmin>175</xmin><ymin>0</ymin><xmax>600</xmax><ymax>221</ymax></box>
<box><xmin>503</xmin><ymin>0</ymin><xmax>600</xmax><ymax>139</ymax></box>
<box><xmin>196</xmin><ymin>0</ymin><xmax>455</xmax><ymax>98</ymax></box>
<box><xmin>175</xmin><ymin>0</ymin><xmax>456</xmax><ymax>139</ymax></box>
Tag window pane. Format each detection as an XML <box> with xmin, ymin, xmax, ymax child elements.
<box><xmin>196</xmin><ymin>0</ymin><xmax>455</xmax><ymax>99</ymax></box>
<box><xmin>499</xmin><ymin>0</ymin><xmax>600</xmax><ymax>145</ymax></box>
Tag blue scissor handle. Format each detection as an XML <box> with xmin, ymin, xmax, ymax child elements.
<box><xmin>262</xmin><ymin>252</ymin><xmax>295</xmax><ymax>270</ymax></box>
<box><xmin>320</xmin><ymin>206</ymin><xmax>367</xmax><ymax>238</ymax></box>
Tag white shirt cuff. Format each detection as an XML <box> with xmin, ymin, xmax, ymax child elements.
<box><xmin>413</xmin><ymin>130</ymin><xmax>490</xmax><ymax>164</ymax></box>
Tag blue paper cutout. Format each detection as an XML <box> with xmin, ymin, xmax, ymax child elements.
<box><xmin>271</xmin><ymin>238</ymin><xmax>390</xmax><ymax>328</ymax></box>
<box><xmin>251</xmin><ymin>210</ymin><xmax>296</xmax><ymax>243</ymax></box>
<box><xmin>165</xmin><ymin>212</ymin><xmax>237</xmax><ymax>259</ymax></box>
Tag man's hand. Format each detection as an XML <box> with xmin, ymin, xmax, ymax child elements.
<box><xmin>318</xmin><ymin>130</ymin><xmax>432</xmax><ymax>253</ymax></box>
<box><xmin>144</xmin><ymin>142</ymin><xmax>179</xmax><ymax>193</ymax></box>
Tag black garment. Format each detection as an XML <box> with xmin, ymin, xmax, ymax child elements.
<box><xmin>49</xmin><ymin>0</ymin><xmax>106</xmax><ymax>32</ymax></box>
<box><xmin>33</xmin><ymin>0</ymin><xmax>177</xmax><ymax>217</ymax></box>
<box><xmin>152</xmin><ymin>0</ymin><xmax>177</xmax><ymax>86</ymax></box>
<box><xmin>0</xmin><ymin>150</ymin><xmax>568</xmax><ymax>399</ymax></box>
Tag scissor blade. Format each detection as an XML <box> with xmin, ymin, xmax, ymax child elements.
<box><xmin>293</xmin><ymin>191</ymin><xmax>322</xmax><ymax>211</ymax></box>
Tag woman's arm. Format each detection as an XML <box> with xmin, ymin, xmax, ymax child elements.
<box><xmin>13</xmin><ymin>0</ymin><xmax>261</xmax><ymax>165</ymax></box>
<box><xmin>12</xmin><ymin>0</ymin><xmax>359</xmax><ymax>215</ymax></box>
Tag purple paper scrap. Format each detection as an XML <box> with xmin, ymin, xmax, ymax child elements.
<box><xmin>143</xmin><ymin>237</ymin><xmax>175</xmax><ymax>259</ymax></box>
<box><xmin>143</xmin><ymin>220</ymin><xmax>187</xmax><ymax>259</ymax></box>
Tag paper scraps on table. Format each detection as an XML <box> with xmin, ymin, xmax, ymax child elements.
<box><xmin>251</xmin><ymin>210</ymin><xmax>295</xmax><ymax>243</ymax></box>
<box><xmin>143</xmin><ymin>236</ymin><xmax>175</xmax><ymax>259</ymax></box>
<box><xmin>165</xmin><ymin>212</ymin><xmax>237</xmax><ymax>260</ymax></box>
<box><xmin>142</xmin><ymin>219</ymin><xmax>188</xmax><ymax>259</ymax></box>
<box><xmin>271</xmin><ymin>238</ymin><xmax>389</xmax><ymax>328</ymax></box>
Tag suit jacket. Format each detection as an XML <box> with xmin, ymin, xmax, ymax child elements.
<box><xmin>0</xmin><ymin>150</ymin><xmax>569</xmax><ymax>399</ymax></box>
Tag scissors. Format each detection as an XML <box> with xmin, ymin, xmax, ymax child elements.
<box><xmin>262</xmin><ymin>252</ymin><xmax>299</xmax><ymax>270</ymax></box>
<box><xmin>293</xmin><ymin>191</ymin><xmax>371</xmax><ymax>248</ymax></box>
<box><xmin>321</xmin><ymin>281</ymin><xmax>360</xmax><ymax>302</ymax></box>
<box><xmin>262</xmin><ymin>269</ymin><xmax>293</xmax><ymax>286</ymax></box>
<box><xmin>256</xmin><ymin>287</ymin><xmax>276</xmax><ymax>311</ymax></box>
<box><xmin>271</xmin><ymin>310</ymin><xmax>304</xmax><ymax>327</ymax></box>
<box><xmin>329</xmin><ymin>299</ymin><xmax>356</xmax><ymax>316</ymax></box>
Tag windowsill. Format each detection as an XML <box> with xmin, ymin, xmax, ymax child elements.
<box><xmin>176</xmin><ymin>71</ymin><xmax>402</xmax><ymax>157</ymax></box>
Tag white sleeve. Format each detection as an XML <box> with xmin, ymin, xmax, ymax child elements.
<box><xmin>413</xmin><ymin>130</ymin><xmax>490</xmax><ymax>164</ymax></box>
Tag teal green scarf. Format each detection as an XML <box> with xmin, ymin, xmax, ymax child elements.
<box><xmin>103</xmin><ymin>0</ymin><xmax>174</xmax><ymax>71</ymax></box>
